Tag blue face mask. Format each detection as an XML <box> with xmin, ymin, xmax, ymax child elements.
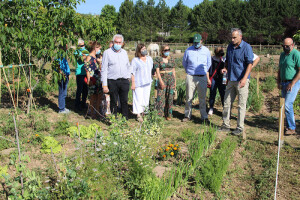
<box><xmin>163</xmin><ymin>52</ymin><xmax>170</xmax><ymax>57</ymax></box>
<box><xmin>194</xmin><ymin>42</ymin><xmax>201</xmax><ymax>48</ymax></box>
<box><xmin>96</xmin><ymin>49</ymin><xmax>101</xmax><ymax>55</ymax></box>
<box><xmin>114</xmin><ymin>44</ymin><xmax>122</xmax><ymax>51</ymax></box>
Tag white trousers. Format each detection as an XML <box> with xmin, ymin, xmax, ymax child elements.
<box><xmin>133</xmin><ymin>83</ymin><xmax>151</xmax><ymax>114</ymax></box>
<box><xmin>184</xmin><ymin>74</ymin><xmax>208</xmax><ymax>119</ymax></box>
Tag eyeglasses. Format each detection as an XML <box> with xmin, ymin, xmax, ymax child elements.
<box><xmin>79</xmin><ymin>45</ymin><xmax>85</xmax><ymax>47</ymax></box>
<box><xmin>163</xmin><ymin>49</ymin><xmax>170</xmax><ymax>52</ymax></box>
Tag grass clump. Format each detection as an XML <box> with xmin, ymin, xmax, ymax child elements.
<box><xmin>262</xmin><ymin>76</ymin><xmax>276</xmax><ymax>92</ymax></box>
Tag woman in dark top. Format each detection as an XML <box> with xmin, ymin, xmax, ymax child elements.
<box><xmin>208</xmin><ymin>47</ymin><xmax>226</xmax><ymax>115</ymax></box>
<box><xmin>85</xmin><ymin>41</ymin><xmax>103</xmax><ymax>118</ymax></box>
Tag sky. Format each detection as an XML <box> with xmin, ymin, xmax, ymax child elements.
<box><xmin>76</xmin><ymin>0</ymin><xmax>203</xmax><ymax>15</ymax></box>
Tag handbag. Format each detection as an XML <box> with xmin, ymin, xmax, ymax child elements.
<box><xmin>207</xmin><ymin>59</ymin><xmax>222</xmax><ymax>88</ymax></box>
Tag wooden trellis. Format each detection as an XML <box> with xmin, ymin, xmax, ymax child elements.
<box><xmin>0</xmin><ymin>49</ymin><xmax>37</xmax><ymax>115</ymax></box>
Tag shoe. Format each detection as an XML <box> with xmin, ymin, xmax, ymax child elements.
<box><xmin>232</xmin><ymin>128</ymin><xmax>243</xmax><ymax>136</ymax></box>
<box><xmin>182</xmin><ymin>117</ymin><xmax>190</xmax><ymax>122</ymax></box>
<box><xmin>59</xmin><ymin>109</ymin><xmax>70</xmax><ymax>114</ymax></box>
<box><xmin>208</xmin><ymin>108</ymin><xmax>213</xmax><ymax>115</ymax></box>
<box><xmin>166</xmin><ymin>117</ymin><xmax>172</xmax><ymax>121</ymax></box>
<box><xmin>284</xmin><ymin>129</ymin><xmax>296</xmax><ymax>136</ymax></box>
<box><xmin>218</xmin><ymin>125</ymin><xmax>230</xmax><ymax>132</ymax></box>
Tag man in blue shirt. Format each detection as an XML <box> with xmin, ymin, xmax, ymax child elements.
<box><xmin>182</xmin><ymin>33</ymin><xmax>212</xmax><ymax>122</ymax></box>
<box><xmin>219</xmin><ymin>28</ymin><xmax>254</xmax><ymax>135</ymax></box>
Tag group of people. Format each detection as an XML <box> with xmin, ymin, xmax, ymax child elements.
<box><xmin>56</xmin><ymin>29</ymin><xmax>299</xmax><ymax>136</ymax></box>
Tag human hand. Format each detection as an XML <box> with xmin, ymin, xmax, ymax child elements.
<box><xmin>207</xmin><ymin>79</ymin><xmax>211</xmax><ymax>87</ymax></box>
<box><xmin>221</xmin><ymin>68</ymin><xmax>227</xmax><ymax>74</ymax></box>
<box><xmin>286</xmin><ymin>82</ymin><xmax>294</xmax><ymax>91</ymax></box>
<box><xmin>160</xmin><ymin>81</ymin><xmax>166</xmax><ymax>89</ymax></box>
<box><xmin>239</xmin><ymin>78</ymin><xmax>247</xmax><ymax>88</ymax></box>
<box><xmin>131</xmin><ymin>83</ymin><xmax>135</xmax><ymax>90</ymax></box>
<box><xmin>103</xmin><ymin>86</ymin><xmax>109</xmax><ymax>94</ymax></box>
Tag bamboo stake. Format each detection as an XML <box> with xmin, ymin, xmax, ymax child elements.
<box><xmin>13</xmin><ymin>115</ymin><xmax>24</xmax><ymax>196</ymax></box>
<box><xmin>94</xmin><ymin>129</ymin><xmax>98</xmax><ymax>153</ymax></box>
<box><xmin>17</xmin><ymin>67</ymin><xmax>20</xmax><ymax>108</ymax></box>
<box><xmin>50</xmin><ymin>147</ymin><xmax>60</xmax><ymax>178</ymax></box>
<box><xmin>3</xmin><ymin>68</ymin><xmax>17</xmax><ymax>114</ymax></box>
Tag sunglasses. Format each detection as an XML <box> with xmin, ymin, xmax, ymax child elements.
<box><xmin>79</xmin><ymin>44</ymin><xmax>85</xmax><ymax>47</ymax></box>
<box><xmin>163</xmin><ymin>49</ymin><xmax>170</xmax><ymax>52</ymax></box>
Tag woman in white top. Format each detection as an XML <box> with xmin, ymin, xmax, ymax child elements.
<box><xmin>131</xmin><ymin>44</ymin><xmax>153</xmax><ymax>122</ymax></box>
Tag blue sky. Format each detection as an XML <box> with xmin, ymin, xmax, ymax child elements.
<box><xmin>76</xmin><ymin>0</ymin><xmax>203</xmax><ymax>14</ymax></box>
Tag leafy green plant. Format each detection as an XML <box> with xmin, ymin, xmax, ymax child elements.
<box><xmin>67</xmin><ymin>123</ymin><xmax>101</xmax><ymax>139</ymax></box>
<box><xmin>196</xmin><ymin>137</ymin><xmax>237</xmax><ymax>193</ymax></box>
<box><xmin>51</xmin><ymin>119</ymin><xmax>71</xmax><ymax>136</ymax></box>
<box><xmin>262</xmin><ymin>76</ymin><xmax>276</xmax><ymax>92</ymax></box>
<box><xmin>0</xmin><ymin>165</ymin><xmax>8</xmax><ymax>180</ymax></box>
<box><xmin>41</xmin><ymin>136</ymin><xmax>62</xmax><ymax>154</ymax></box>
<box><xmin>247</xmin><ymin>78</ymin><xmax>264</xmax><ymax>112</ymax></box>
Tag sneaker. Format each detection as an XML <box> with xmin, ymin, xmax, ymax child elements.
<box><xmin>59</xmin><ymin>109</ymin><xmax>70</xmax><ymax>114</ymax></box>
<box><xmin>284</xmin><ymin>129</ymin><xmax>296</xmax><ymax>136</ymax></box>
<box><xmin>208</xmin><ymin>108</ymin><xmax>213</xmax><ymax>115</ymax></box>
<box><xmin>218</xmin><ymin>125</ymin><xmax>230</xmax><ymax>132</ymax></box>
<box><xmin>182</xmin><ymin>117</ymin><xmax>190</xmax><ymax>122</ymax></box>
<box><xmin>232</xmin><ymin>128</ymin><xmax>243</xmax><ymax>136</ymax></box>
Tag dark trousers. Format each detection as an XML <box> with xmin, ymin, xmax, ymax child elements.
<box><xmin>209</xmin><ymin>78</ymin><xmax>226</xmax><ymax>108</ymax></box>
<box><xmin>58</xmin><ymin>76</ymin><xmax>69</xmax><ymax>111</ymax></box>
<box><xmin>108</xmin><ymin>79</ymin><xmax>129</xmax><ymax>119</ymax></box>
<box><xmin>75</xmin><ymin>75</ymin><xmax>88</xmax><ymax>108</ymax></box>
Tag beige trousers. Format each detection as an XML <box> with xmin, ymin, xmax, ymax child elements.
<box><xmin>184</xmin><ymin>74</ymin><xmax>208</xmax><ymax>119</ymax></box>
<box><xmin>222</xmin><ymin>80</ymin><xmax>250</xmax><ymax>130</ymax></box>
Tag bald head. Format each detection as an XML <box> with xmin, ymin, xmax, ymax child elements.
<box><xmin>283</xmin><ymin>38</ymin><xmax>294</xmax><ymax>54</ymax></box>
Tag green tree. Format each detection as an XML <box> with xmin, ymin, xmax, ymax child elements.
<box><xmin>144</xmin><ymin>0</ymin><xmax>158</xmax><ymax>41</ymax></box>
<box><xmin>117</xmin><ymin>0</ymin><xmax>135</xmax><ymax>41</ymax></box>
<box><xmin>156</xmin><ymin>0</ymin><xmax>170</xmax><ymax>41</ymax></box>
<box><xmin>169</xmin><ymin>0</ymin><xmax>191</xmax><ymax>42</ymax></box>
<box><xmin>100</xmin><ymin>5</ymin><xmax>118</xmax><ymax>27</ymax></box>
<box><xmin>133</xmin><ymin>0</ymin><xmax>147</xmax><ymax>41</ymax></box>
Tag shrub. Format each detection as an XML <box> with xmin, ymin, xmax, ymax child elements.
<box><xmin>262</xmin><ymin>76</ymin><xmax>276</xmax><ymax>92</ymax></box>
<box><xmin>196</xmin><ymin>137</ymin><xmax>237</xmax><ymax>193</ymax></box>
<box><xmin>247</xmin><ymin>78</ymin><xmax>264</xmax><ymax>112</ymax></box>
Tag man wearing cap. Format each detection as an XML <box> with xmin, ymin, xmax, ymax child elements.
<box><xmin>277</xmin><ymin>37</ymin><xmax>300</xmax><ymax>135</ymax></box>
<box><xmin>219</xmin><ymin>28</ymin><xmax>254</xmax><ymax>135</ymax></box>
<box><xmin>182</xmin><ymin>33</ymin><xmax>212</xmax><ymax>122</ymax></box>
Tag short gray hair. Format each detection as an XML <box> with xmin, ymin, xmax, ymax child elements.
<box><xmin>78</xmin><ymin>38</ymin><xmax>84</xmax><ymax>45</ymax></box>
<box><xmin>231</xmin><ymin>28</ymin><xmax>242</xmax><ymax>36</ymax></box>
<box><xmin>113</xmin><ymin>34</ymin><xmax>124</xmax><ymax>43</ymax></box>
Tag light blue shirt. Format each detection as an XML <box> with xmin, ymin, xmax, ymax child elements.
<box><xmin>101</xmin><ymin>48</ymin><xmax>132</xmax><ymax>86</ymax></box>
<box><xmin>131</xmin><ymin>56</ymin><xmax>153</xmax><ymax>87</ymax></box>
<box><xmin>182</xmin><ymin>45</ymin><xmax>211</xmax><ymax>75</ymax></box>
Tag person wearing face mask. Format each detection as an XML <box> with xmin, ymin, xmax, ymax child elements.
<box><xmin>219</xmin><ymin>28</ymin><xmax>254</xmax><ymax>136</ymax></box>
<box><xmin>277</xmin><ymin>38</ymin><xmax>300</xmax><ymax>136</ymax></box>
<box><xmin>74</xmin><ymin>38</ymin><xmax>89</xmax><ymax>111</ymax></box>
<box><xmin>131</xmin><ymin>44</ymin><xmax>153</xmax><ymax>122</ymax></box>
<box><xmin>101</xmin><ymin>34</ymin><xmax>132</xmax><ymax>120</ymax></box>
<box><xmin>182</xmin><ymin>33</ymin><xmax>212</xmax><ymax>123</ymax></box>
<box><xmin>208</xmin><ymin>47</ymin><xmax>226</xmax><ymax>115</ymax></box>
<box><xmin>84</xmin><ymin>41</ymin><xmax>103</xmax><ymax>119</ymax></box>
<box><xmin>154</xmin><ymin>45</ymin><xmax>176</xmax><ymax>120</ymax></box>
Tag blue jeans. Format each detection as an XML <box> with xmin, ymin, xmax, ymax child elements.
<box><xmin>209</xmin><ymin>78</ymin><xmax>226</xmax><ymax>108</ymax></box>
<box><xmin>281</xmin><ymin>80</ymin><xmax>300</xmax><ymax>130</ymax></box>
<box><xmin>58</xmin><ymin>77</ymin><xmax>69</xmax><ymax>112</ymax></box>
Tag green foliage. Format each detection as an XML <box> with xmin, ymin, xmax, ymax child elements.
<box><xmin>247</xmin><ymin>79</ymin><xmax>264</xmax><ymax>112</ymax></box>
<box><xmin>28</xmin><ymin>112</ymin><xmax>50</xmax><ymax>132</ymax></box>
<box><xmin>0</xmin><ymin>165</ymin><xmax>8</xmax><ymax>179</ymax></box>
<box><xmin>196</xmin><ymin>137</ymin><xmax>237</xmax><ymax>193</ymax></box>
<box><xmin>158</xmin><ymin>143</ymin><xmax>180</xmax><ymax>159</ymax></box>
<box><xmin>67</xmin><ymin>123</ymin><xmax>101</xmax><ymax>139</ymax></box>
<box><xmin>262</xmin><ymin>76</ymin><xmax>276</xmax><ymax>92</ymax></box>
<box><xmin>51</xmin><ymin>119</ymin><xmax>71</xmax><ymax>136</ymax></box>
<box><xmin>141</xmin><ymin>106</ymin><xmax>164</xmax><ymax>135</ymax></box>
<box><xmin>294</xmin><ymin>92</ymin><xmax>300</xmax><ymax>115</ymax></box>
<box><xmin>41</xmin><ymin>136</ymin><xmax>62</xmax><ymax>154</ymax></box>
